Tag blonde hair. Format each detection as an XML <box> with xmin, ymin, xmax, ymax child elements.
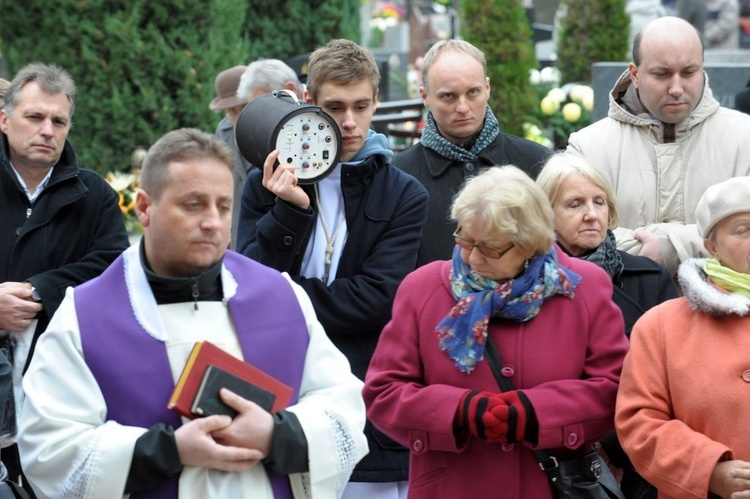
<box><xmin>451</xmin><ymin>166</ymin><xmax>555</xmax><ymax>256</ymax></box>
<box><xmin>536</xmin><ymin>153</ymin><xmax>619</xmax><ymax>229</ymax></box>
<box><xmin>421</xmin><ymin>39</ymin><xmax>486</xmax><ymax>92</ymax></box>
<box><xmin>306</xmin><ymin>39</ymin><xmax>379</xmax><ymax>103</ymax></box>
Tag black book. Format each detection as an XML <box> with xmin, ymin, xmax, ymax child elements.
<box><xmin>191</xmin><ymin>364</ymin><xmax>277</xmax><ymax>418</ymax></box>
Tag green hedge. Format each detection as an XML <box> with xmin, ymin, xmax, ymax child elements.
<box><xmin>556</xmin><ymin>0</ymin><xmax>629</xmax><ymax>84</ymax></box>
<box><xmin>0</xmin><ymin>0</ymin><xmax>358</xmax><ymax>174</ymax></box>
<box><xmin>460</xmin><ymin>0</ymin><xmax>538</xmax><ymax>137</ymax></box>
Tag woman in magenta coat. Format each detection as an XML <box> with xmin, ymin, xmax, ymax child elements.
<box><xmin>363</xmin><ymin>166</ymin><xmax>629</xmax><ymax>498</ymax></box>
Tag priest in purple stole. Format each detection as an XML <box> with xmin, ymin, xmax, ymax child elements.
<box><xmin>16</xmin><ymin>128</ymin><xmax>368</xmax><ymax>499</ymax></box>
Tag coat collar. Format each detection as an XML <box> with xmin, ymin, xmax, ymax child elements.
<box><xmin>1</xmin><ymin>132</ymin><xmax>80</xmax><ymax>189</ymax></box>
<box><xmin>607</xmin><ymin>69</ymin><xmax>720</xmax><ymax>141</ymax></box>
<box><xmin>415</xmin><ymin>138</ymin><xmax>504</xmax><ymax>178</ymax></box>
<box><xmin>123</xmin><ymin>243</ymin><xmax>240</xmax><ymax>341</ymax></box>
<box><xmin>678</xmin><ymin>258</ymin><xmax>750</xmax><ymax>316</ymax></box>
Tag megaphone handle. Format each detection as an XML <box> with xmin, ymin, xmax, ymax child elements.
<box><xmin>273</xmin><ymin>89</ymin><xmax>299</xmax><ymax>103</ymax></box>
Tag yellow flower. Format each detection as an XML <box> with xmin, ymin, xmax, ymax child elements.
<box><xmin>106</xmin><ymin>171</ymin><xmax>139</xmax><ymax>219</ymax></box>
<box><xmin>582</xmin><ymin>92</ymin><xmax>594</xmax><ymax>112</ymax></box>
<box><xmin>546</xmin><ymin>87</ymin><xmax>567</xmax><ymax>104</ymax></box>
<box><xmin>569</xmin><ymin>85</ymin><xmax>595</xmax><ymax>112</ymax></box>
<box><xmin>540</xmin><ymin>95</ymin><xmax>560</xmax><ymax>116</ymax></box>
<box><xmin>562</xmin><ymin>102</ymin><xmax>582</xmax><ymax>122</ymax></box>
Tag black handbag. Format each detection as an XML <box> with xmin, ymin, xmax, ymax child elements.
<box><xmin>0</xmin><ymin>481</ymin><xmax>30</xmax><ymax>499</ymax></box>
<box><xmin>0</xmin><ymin>464</ymin><xmax>29</xmax><ymax>499</ymax></box>
<box><xmin>484</xmin><ymin>337</ymin><xmax>625</xmax><ymax>499</ymax></box>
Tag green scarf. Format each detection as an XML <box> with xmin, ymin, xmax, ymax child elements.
<box><xmin>704</xmin><ymin>258</ymin><xmax>750</xmax><ymax>297</ymax></box>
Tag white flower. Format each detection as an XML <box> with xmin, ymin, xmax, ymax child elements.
<box><xmin>523</xmin><ymin>122</ymin><xmax>553</xmax><ymax>148</ymax></box>
<box><xmin>546</xmin><ymin>87</ymin><xmax>567</xmax><ymax>104</ymax></box>
<box><xmin>540</xmin><ymin>66</ymin><xmax>561</xmax><ymax>85</ymax></box>
<box><xmin>106</xmin><ymin>171</ymin><xmax>136</xmax><ymax>193</ymax></box>
<box><xmin>569</xmin><ymin>85</ymin><xmax>594</xmax><ymax>109</ymax></box>
<box><xmin>529</xmin><ymin>68</ymin><xmax>541</xmax><ymax>85</ymax></box>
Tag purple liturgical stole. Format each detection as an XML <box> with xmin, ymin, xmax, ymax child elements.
<box><xmin>76</xmin><ymin>250</ymin><xmax>309</xmax><ymax>499</ymax></box>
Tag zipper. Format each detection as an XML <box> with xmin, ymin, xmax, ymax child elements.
<box><xmin>192</xmin><ymin>282</ymin><xmax>199</xmax><ymax>311</ymax></box>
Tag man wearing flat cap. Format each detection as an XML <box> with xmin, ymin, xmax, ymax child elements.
<box><xmin>616</xmin><ymin>176</ymin><xmax>750</xmax><ymax>499</ymax></box>
<box><xmin>210</xmin><ymin>65</ymin><xmax>252</xmax><ymax>249</ymax></box>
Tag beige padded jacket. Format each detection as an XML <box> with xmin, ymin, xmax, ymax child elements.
<box><xmin>567</xmin><ymin>69</ymin><xmax>750</xmax><ymax>274</ymax></box>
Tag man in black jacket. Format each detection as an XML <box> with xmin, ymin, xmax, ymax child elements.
<box><xmin>393</xmin><ymin>39</ymin><xmax>552</xmax><ymax>267</ymax></box>
<box><xmin>0</xmin><ymin>62</ymin><xmax>129</xmax><ymax>492</ymax></box>
<box><xmin>237</xmin><ymin>39</ymin><xmax>428</xmax><ymax>498</ymax></box>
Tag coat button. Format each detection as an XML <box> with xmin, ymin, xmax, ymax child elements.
<box><xmin>15</xmin><ymin>227</ymin><xmax>22</xmax><ymax>236</ymax></box>
<box><xmin>412</xmin><ymin>439</ymin><xmax>424</xmax><ymax>452</ymax></box>
<box><xmin>742</xmin><ymin>370</ymin><xmax>750</xmax><ymax>382</ymax></box>
<box><xmin>501</xmin><ymin>443</ymin><xmax>514</xmax><ymax>452</ymax></box>
<box><xmin>566</xmin><ymin>433</ymin><xmax>578</xmax><ymax>446</ymax></box>
<box><xmin>282</xmin><ymin>235</ymin><xmax>293</xmax><ymax>246</ymax></box>
<box><xmin>501</xmin><ymin>365</ymin><xmax>515</xmax><ymax>378</ymax></box>
<box><xmin>465</xmin><ymin>162</ymin><xmax>475</xmax><ymax>172</ymax></box>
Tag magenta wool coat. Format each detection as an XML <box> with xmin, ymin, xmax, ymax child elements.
<box><xmin>363</xmin><ymin>249</ymin><xmax>629</xmax><ymax>498</ymax></box>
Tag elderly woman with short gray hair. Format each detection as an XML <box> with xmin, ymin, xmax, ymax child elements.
<box><xmin>537</xmin><ymin>153</ymin><xmax>678</xmax><ymax>498</ymax></box>
<box><xmin>364</xmin><ymin>165</ymin><xmax>629</xmax><ymax>498</ymax></box>
<box><xmin>537</xmin><ymin>153</ymin><xmax>677</xmax><ymax>337</ymax></box>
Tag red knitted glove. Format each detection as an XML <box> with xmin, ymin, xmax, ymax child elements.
<box><xmin>483</xmin><ymin>391</ymin><xmax>531</xmax><ymax>444</ymax></box>
<box><xmin>456</xmin><ymin>390</ymin><xmax>532</xmax><ymax>444</ymax></box>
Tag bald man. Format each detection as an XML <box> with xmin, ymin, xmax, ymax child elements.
<box><xmin>567</xmin><ymin>16</ymin><xmax>750</xmax><ymax>275</ymax></box>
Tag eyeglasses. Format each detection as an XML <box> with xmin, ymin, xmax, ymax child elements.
<box><xmin>453</xmin><ymin>228</ymin><xmax>515</xmax><ymax>259</ymax></box>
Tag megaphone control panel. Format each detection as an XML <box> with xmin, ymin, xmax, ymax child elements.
<box><xmin>276</xmin><ymin>114</ymin><xmax>338</xmax><ymax>181</ymax></box>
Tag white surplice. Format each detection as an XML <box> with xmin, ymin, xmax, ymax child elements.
<box><xmin>18</xmin><ymin>246</ymin><xmax>368</xmax><ymax>499</ymax></box>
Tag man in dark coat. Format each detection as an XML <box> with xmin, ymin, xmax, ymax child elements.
<box><xmin>237</xmin><ymin>39</ymin><xmax>428</xmax><ymax>497</ymax></box>
<box><xmin>0</xmin><ymin>62</ymin><xmax>129</xmax><ymax>492</ymax></box>
<box><xmin>393</xmin><ymin>39</ymin><xmax>552</xmax><ymax>267</ymax></box>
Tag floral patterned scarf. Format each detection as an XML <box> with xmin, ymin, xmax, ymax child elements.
<box><xmin>436</xmin><ymin>245</ymin><xmax>581</xmax><ymax>373</ymax></box>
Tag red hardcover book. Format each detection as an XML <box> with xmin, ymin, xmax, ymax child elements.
<box><xmin>167</xmin><ymin>341</ymin><xmax>293</xmax><ymax>419</ymax></box>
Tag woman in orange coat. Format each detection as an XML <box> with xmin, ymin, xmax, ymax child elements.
<box><xmin>616</xmin><ymin>176</ymin><xmax>750</xmax><ymax>499</ymax></box>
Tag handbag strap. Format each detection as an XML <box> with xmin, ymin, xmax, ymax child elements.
<box><xmin>484</xmin><ymin>337</ymin><xmax>625</xmax><ymax>499</ymax></box>
<box><xmin>484</xmin><ymin>337</ymin><xmax>557</xmax><ymax>467</ymax></box>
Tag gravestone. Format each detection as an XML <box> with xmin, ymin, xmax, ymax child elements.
<box><xmin>592</xmin><ymin>60</ymin><xmax>750</xmax><ymax>121</ymax></box>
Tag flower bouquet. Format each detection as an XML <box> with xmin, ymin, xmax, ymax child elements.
<box><xmin>105</xmin><ymin>171</ymin><xmax>142</xmax><ymax>234</ymax></box>
<box><xmin>524</xmin><ymin>67</ymin><xmax>594</xmax><ymax>150</ymax></box>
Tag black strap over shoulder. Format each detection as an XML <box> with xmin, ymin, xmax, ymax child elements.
<box><xmin>483</xmin><ymin>337</ymin><xmax>625</xmax><ymax>499</ymax></box>
<box><xmin>484</xmin><ymin>337</ymin><xmax>550</xmax><ymax>464</ymax></box>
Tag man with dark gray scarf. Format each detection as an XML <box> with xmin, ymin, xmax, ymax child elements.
<box><xmin>392</xmin><ymin>39</ymin><xmax>552</xmax><ymax>267</ymax></box>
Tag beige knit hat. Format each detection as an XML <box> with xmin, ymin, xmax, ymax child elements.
<box><xmin>696</xmin><ymin>176</ymin><xmax>750</xmax><ymax>238</ymax></box>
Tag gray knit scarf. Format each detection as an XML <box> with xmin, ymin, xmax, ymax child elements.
<box><xmin>577</xmin><ymin>230</ymin><xmax>624</xmax><ymax>282</ymax></box>
<box><xmin>419</xmin><ymin>104</ymin><xmax>500</xmax><ymax>161</ymax></box>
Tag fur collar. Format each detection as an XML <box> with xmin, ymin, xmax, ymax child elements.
<box><xmin>678</xmin><ymin>258</ymin><xmax>750</xmax><ymax>316</ymax></box>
